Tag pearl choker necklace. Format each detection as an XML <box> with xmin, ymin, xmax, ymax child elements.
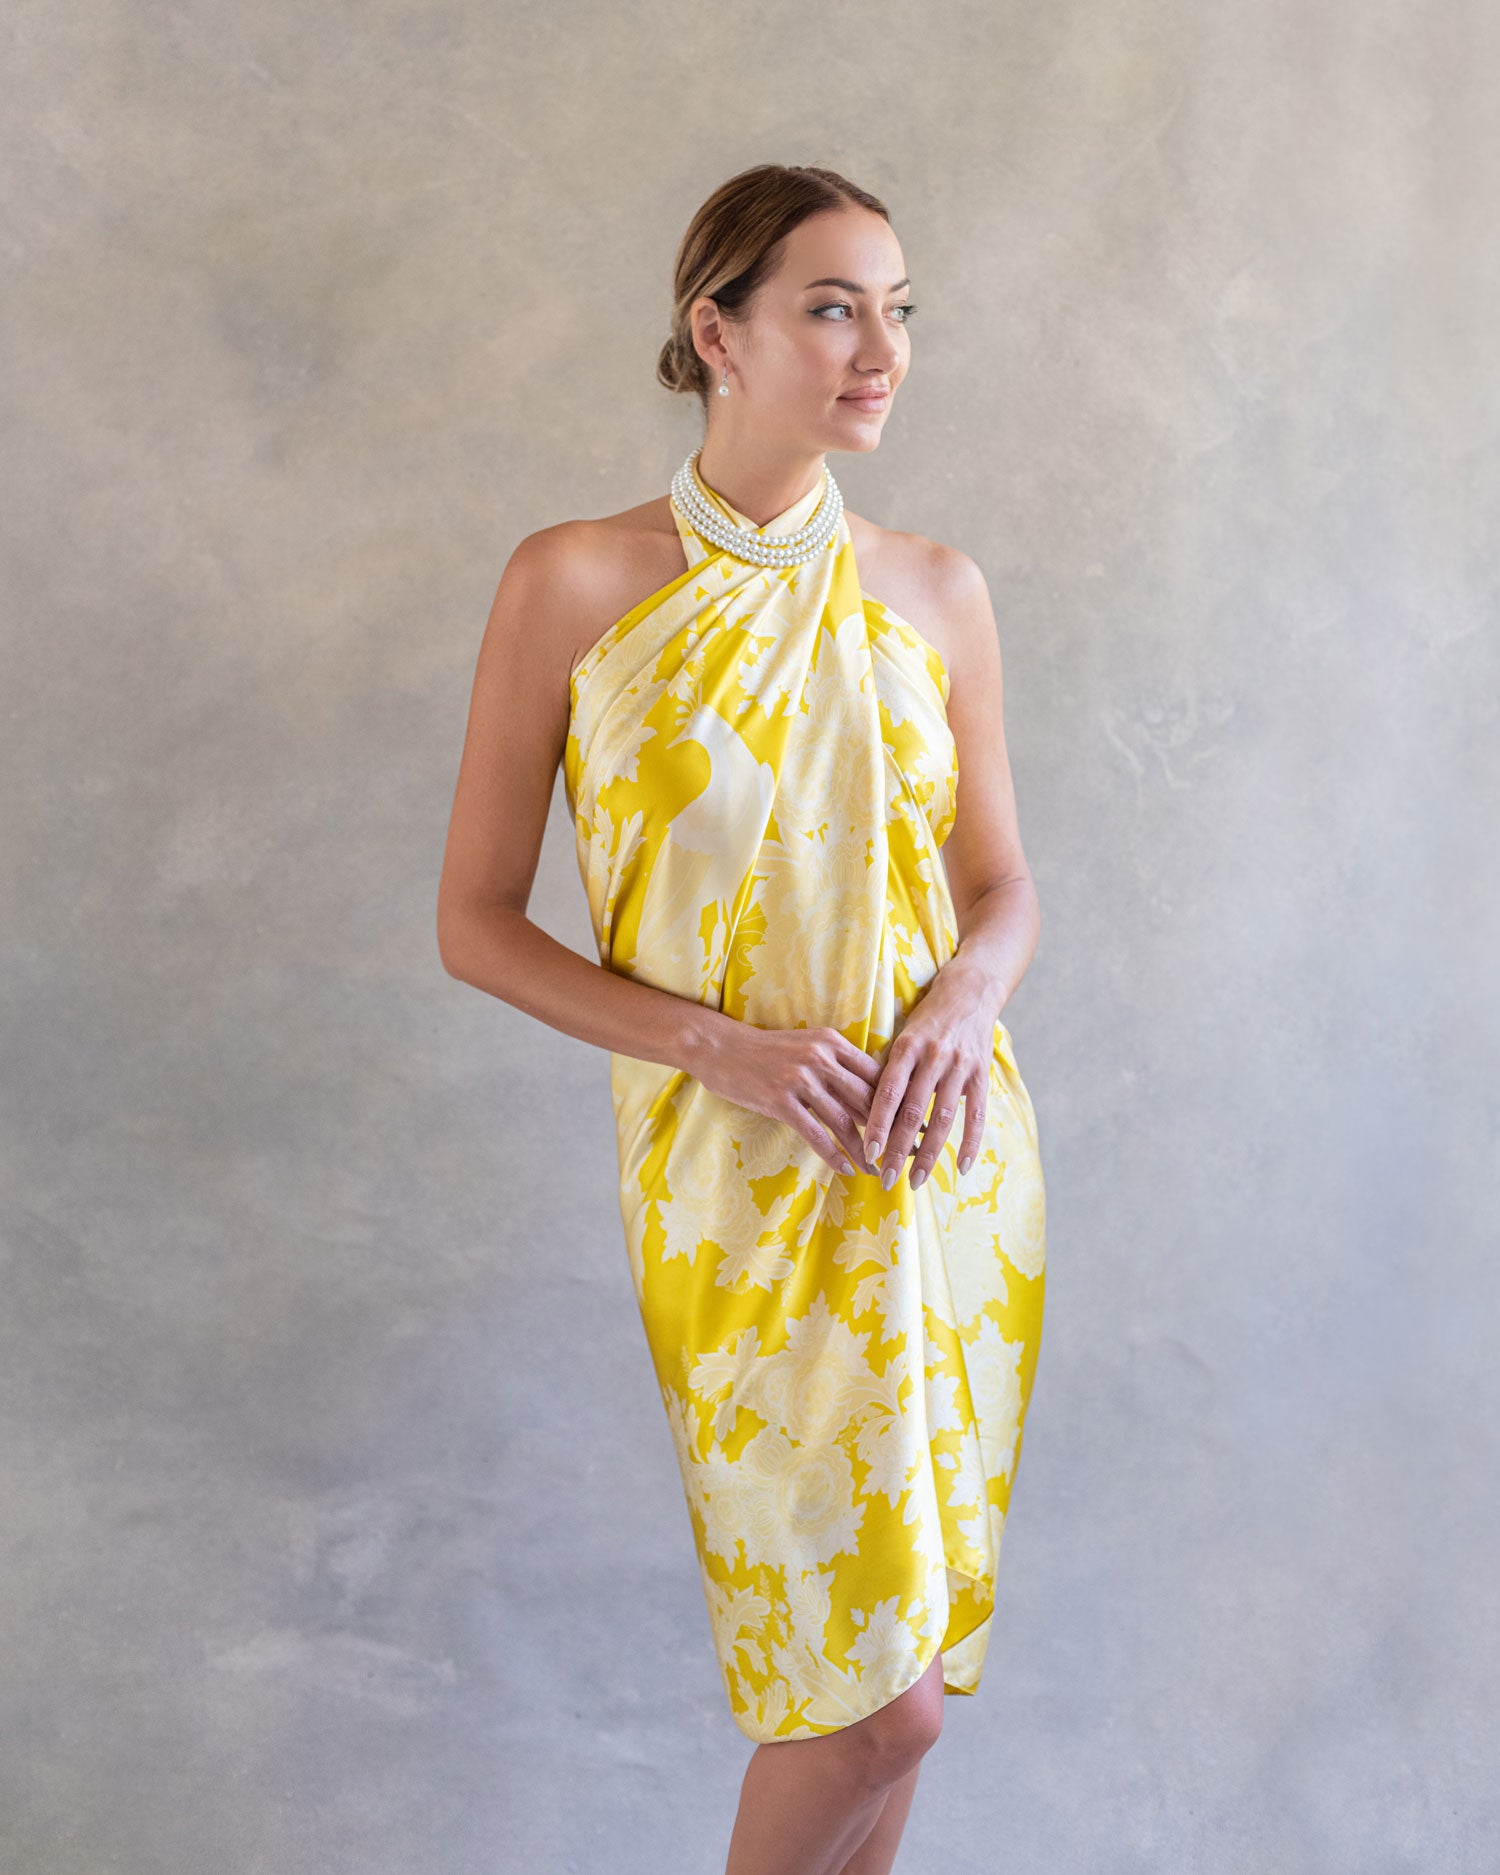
<box><xmin>669</xmin><ymin>448</ymin><xmax>844</xmax><ymax>568</ymax></box>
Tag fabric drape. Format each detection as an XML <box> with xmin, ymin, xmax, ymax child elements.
<box><xmin>563</xmin><ymin>458</ymin><xmax>1046</xmax><ymax>1742</ymax></box>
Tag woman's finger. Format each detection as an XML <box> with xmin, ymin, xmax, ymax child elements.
<box><xmin>799</xmin><ymin>1086</ymin><xmax>867</xmax><ymax>1178</ymax></box>
<box><xmin>861</xmin><ymin>1038</ymin><xmax>918</xmax><ymax>1169</ymax></box>
<box><xmin>881</xmin><ymin>1064</ymin><xmax>940</xmax><ymax>1179</ymax></box>
<box><xmin>869</xmin><ymin>1040</ymin><xmax>943</xmax><ymax>1183</ymax></box>
<box><xmin>825</xmin><ymin>1031</ymin><xmax>882</xmax><ymax>1089</ymax></box>
<box><xmin>780</xmin><ymin>1096</ymin><xmax>847</xmax><ymax>1174</ymax></box>
<box><xmin>830</xmin><ymin>1060</ymin><xmax>877</xmax><ymax>1120</ymax></box>
<box><xmin>955</xmin><ymin>1065</ymin><xmax>988</xmax><ymax>1175</ymax></box>
<box><xmin>791</xmin><ymin>1087</ymin><xmax>862</xmax><ymax>1170</ymax></box>
<box><xmin>908</xmin><ymin>1064</ymin><xmax>967</xmax><ymax>1189</ymax></box>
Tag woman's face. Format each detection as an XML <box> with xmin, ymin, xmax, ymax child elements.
<box><xmin>704</xmin><ymin>206</ymin><xmax>914</xmax><ymax>453</ymax></box>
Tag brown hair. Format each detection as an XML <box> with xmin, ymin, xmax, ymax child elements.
<box><xmin>657</xmin><ymin>164</ymin><xmax>891</xmax><ymax>408</ymax></box>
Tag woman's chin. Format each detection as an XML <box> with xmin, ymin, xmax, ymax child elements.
<box><xmin>827</xmin><ymin>405</ymin><xmax>890</xmax><ymax>449</ymax></box>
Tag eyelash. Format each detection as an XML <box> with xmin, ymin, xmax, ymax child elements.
<box><xmin>812</xmin><ymin>301</ymin><xmax>917</xmax><ymax>322</ymax></box>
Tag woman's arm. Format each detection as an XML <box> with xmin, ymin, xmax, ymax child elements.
<box><xmin>860</xmin><ymin>545</ymin><xmax>1041</xmax><ymax>1184</ymax></box>
<box><xmin>435</xmin><ymin>530</ymin><xmax>880</xmax><ymax>1175</ymax></box>
<box><xmin>436</xmin><ymin>527</ymin><xmax>732</xmax><ymax>1075</ymax></box>
<box><xmin>931</xmin><ymin>546</ymin><xmax>1042</xmax><ymax>1022</ymax></box>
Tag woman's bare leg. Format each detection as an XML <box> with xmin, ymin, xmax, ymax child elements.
<box><xmin>723</xmin><ymin>1650</ymin><xmax>944</xmax><ymax>1875</ymax></box>
<box><xmin>832</xmin><ymin>1759</ymin><xmax>923</xmax><ymax>1875</ymax></box>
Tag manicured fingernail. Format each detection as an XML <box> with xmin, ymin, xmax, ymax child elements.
<box><xmin>959</xmin><ymin>1154</ymin><xmax>972</xmax><ymax>1175</ymax></box>
<box><xmin>910</xmin><ymin>1167</ymin><xmax>927</xmax><ymax>1190</ymax></box>
<box><xmin>865</xmin><ymin>1139</ymin><xmax>883</xmax><ymax>1164</ymax></box>
<box><xmin>881</xmin><ymin>1166</ymin><xmax>897</xmax><ymax>1191</ymax></box>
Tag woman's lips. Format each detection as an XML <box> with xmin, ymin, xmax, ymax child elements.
<box><xmin>839</xmin><ymin>391</ymin><xmax>890</xmax><ymax>409</ymax></box>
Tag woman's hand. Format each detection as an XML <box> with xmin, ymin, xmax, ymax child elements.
<box><xmin>861</xmin><ymin>966</ymin><xmax>1000</xmax><ymax>1190</ymax></box>
<box><xmin>689</xmin><ymin>1023</ymin><xmax>882</xmax><ymax>1178</ymax></box>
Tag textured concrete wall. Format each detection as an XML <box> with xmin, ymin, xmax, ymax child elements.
<box><xmin>3</xmin><ymin>3</ymin><xmax>1495</xmax><ymax>1870</ymax></box>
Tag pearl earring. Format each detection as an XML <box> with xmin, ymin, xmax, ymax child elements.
<box><xmin>718</xmin><ymin>364</ymin><xmax>729</xmax><ymax>396</ymax></box>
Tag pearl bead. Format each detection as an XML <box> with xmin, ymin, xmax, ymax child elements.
<box><xmin>669</xmin><ymin>448</ymin><xmax>843</xmax><ymax>568</ymax></box>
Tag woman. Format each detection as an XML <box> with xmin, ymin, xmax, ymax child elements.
<box><xmin>437</xmin><ymin>163</ymin><xmax>1047</xmax><ymax>1875</ymax></box>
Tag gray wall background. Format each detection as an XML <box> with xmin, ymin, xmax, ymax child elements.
<box><xmin>3</xmin><ymin>3</ymin><xmax>1496</xmax><ymax>1871</ymax></box>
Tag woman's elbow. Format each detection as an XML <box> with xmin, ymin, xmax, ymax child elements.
<box><xmin>436</xmin><ymin>893</ymin><xmax>477</xmax><ymax>982</ymax></box>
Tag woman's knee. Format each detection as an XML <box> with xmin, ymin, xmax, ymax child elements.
<box><xmin>841</xmin><ymin>1659</ymin><xmax>944</xmax><ymax>1789</ymax></box>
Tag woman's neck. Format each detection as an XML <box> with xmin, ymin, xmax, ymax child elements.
<box><xmin>693</xmin><ymin>437</ymin><xmax>827</xmax><ymax>529</ymax></box>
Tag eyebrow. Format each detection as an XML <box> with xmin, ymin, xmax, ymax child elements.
<box><xmin>802</xmin><ymin>276</ymin><xmax>911</xmax><ymax>294</ymax></box>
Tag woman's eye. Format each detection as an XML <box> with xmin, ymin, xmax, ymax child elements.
<box><xmin>812</xmin><ymin>302</ymin><xmax>918</xmax><ymax>322</ymax></box>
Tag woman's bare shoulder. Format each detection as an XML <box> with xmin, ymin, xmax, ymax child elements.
<box><xmin>846</xmin><ymin>510</ymin><xmax>987</xmax><ymax>670</ymax></box>
<box><xmin>504</xmin><ymin>496</ymin><xmax>689</xmax><ymax>677</ymax></box>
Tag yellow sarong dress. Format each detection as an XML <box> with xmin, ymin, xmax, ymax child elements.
<box><xmin>563</xmin><ymin>457</ymin><xmax>1047</xmax><ymax>1743</ymax></box>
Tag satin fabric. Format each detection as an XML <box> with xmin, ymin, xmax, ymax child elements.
<box><xmin>562</xmin><ymin>457</ymin><xmax>1046</xmax><ymax>1742</ymax></box>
